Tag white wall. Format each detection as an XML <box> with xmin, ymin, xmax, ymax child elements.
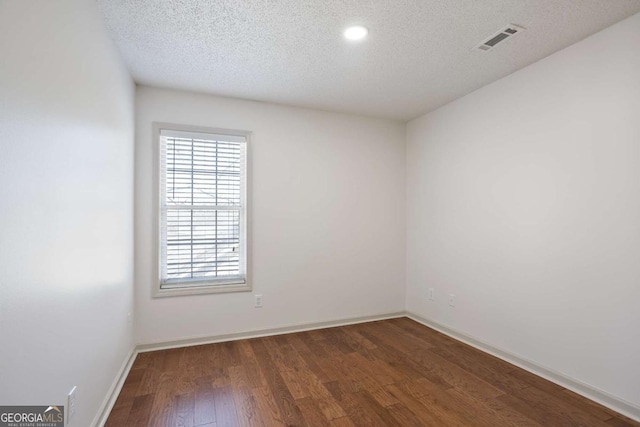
<box><xmin>406</xmin><ymin>12</ymin><xmax>640</xmax><ymax>409</ymax></box>
<box><xmin>0</xmin><ymin>1</ymin><xmax>134</xmax><ymax>426</ymax></box>
<box><xmin>135</xmin><ymin>86</ymin><xmax>406</xmax><ymax>344</ymax></box>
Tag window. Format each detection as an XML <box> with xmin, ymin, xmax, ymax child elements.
<box><xmin>154</xmin><ymin>123</ymin><xmax>250</xmax><ymax>297</ymax></box>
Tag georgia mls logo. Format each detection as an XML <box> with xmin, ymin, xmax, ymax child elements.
<box><xmin>0</xmin><ymin>405</ymin><xmax>64</xmax><ymax>427</ymax></box>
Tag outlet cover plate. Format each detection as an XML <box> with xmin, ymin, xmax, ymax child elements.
<box><xmin>67</xmin><ymin>386</ymin><xmax>77</xmax><ymax>424</ymax></box>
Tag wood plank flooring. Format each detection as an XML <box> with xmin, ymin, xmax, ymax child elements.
<box><xmin>106</xmin><ymin>318</ymin><xmax>639</xmax><ymax>426</ymax></box>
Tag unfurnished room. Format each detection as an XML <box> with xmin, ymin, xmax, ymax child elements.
<box><xmin>1</xmin><ymin>0</ymin><xmax>639</xmax><ymax>426</ymax></box>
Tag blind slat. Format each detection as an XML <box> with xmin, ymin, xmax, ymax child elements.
<box><xmin>159</xmin><ymin>130</ymin><xmax>247</xmax><ymax>287</ymax></box>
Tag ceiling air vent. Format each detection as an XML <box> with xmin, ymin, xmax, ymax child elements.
<box><xmin>474</xmin><ymin>24</ymin><xmax>525</xmax><ymax>52</ymax></box>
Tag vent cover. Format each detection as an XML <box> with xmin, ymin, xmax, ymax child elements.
<box><xmin>474</xmin><ymin>24</ymin><xmax>525</xmax><ymax>52</ymax></box>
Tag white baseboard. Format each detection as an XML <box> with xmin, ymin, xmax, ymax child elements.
<box><xmin>91</xmin><ymin>347</ymin><xmax>137</xmax><ymax>427</ymax></box>
<box><xmin>405</xmin><ymin>311</ymin><xmax>640</xmax><ymax>423</ymax></box>
<box><xmin>136</xmin><ymin>311</ymin><xmax>406</xmax><ymax>353</ymax></box>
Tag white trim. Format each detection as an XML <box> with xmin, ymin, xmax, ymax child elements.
<box><xmin>91</xmin><ymin>347</ymin><xmax>137</xmax><ymax>427</ymax></box>
<box><xmin>151</xmin><ymin>122</ymin><xmax>253</xmax><ymax>298</ymax></box>
<box><xmin>405</xmin><ymin>311</ymin><xmax>640</xmax><ymax>423</ymax></box>
<box><xmin>164</xmin><ymin>205</ymin><xmax>242</xmax><ymax>211</ymax></box>
<box><xmin>160</xmin><ymin>128</ymin><xmax>247</xmax><ymax>142</ymax></box>
<box><xmin>154</xmin><ymin>281</ymin><xmax>251</xmax><ymax>298</ymax></box>
<box><xmin>137</xmin><ymin>311</ymin><xmax>405</xmax><ymax>352</ymax></box>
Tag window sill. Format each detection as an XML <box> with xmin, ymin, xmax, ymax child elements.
<box><xmin>153</xmin><ymin>281</ymin><xmax>252</xmax><ymax>298</ymax></box>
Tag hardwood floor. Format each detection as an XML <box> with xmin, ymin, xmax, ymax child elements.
<box><xmin>106</xmin><ymin>318</ymin><xmax>639</xmax><ymax>426</ymax></box>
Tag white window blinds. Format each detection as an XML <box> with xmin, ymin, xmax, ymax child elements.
<box><xmin>159</xmin><ymin>128</ymin><xmax>247</xmax><ymax>289</ymax></box>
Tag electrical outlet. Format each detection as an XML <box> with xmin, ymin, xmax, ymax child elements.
<box><xmin>254</xmin><ymin>294</ymin><xmax>263</xmax><ymax>308</ymax></box>
<box><xmin>448</xmin><ymin>294</ymin><xmax>456</xmax><ymax>307</ymax></box>
<box><xmin>428</xmin><ymin>288</ymin><xmax>435</xmax><ymax>301</ymax></box>
<box><xmin>67</xmin><ymin>386</ymin><xmax>77</xmax><ymax>424</ymax></box>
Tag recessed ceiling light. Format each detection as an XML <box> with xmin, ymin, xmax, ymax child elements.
<box><xmin>344</xmin><ymin>25</ymin><xmax>368</xmax><ymax>41</ymax></box>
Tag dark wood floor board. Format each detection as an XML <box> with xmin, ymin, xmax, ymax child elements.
<box><xmin>283</xmin><ymin>332</ymin><xmax>313</xmax><ymax>353</ymax></box>
<box><xmin>395</xmin><ymin>376</ymin><xmax>448</xmax><ymax>400</ymax></box>
<box><xmin>209</xmin><ymin>368</ymin><xmax>232</xmax><ymax>389</ymax></box>
<box><xmin>193</xmin><ymin>382</ymin><xmax>216</xmax><ymax>426</ymax></box>
<box><xmin>386</xmin><ymin>403</ymin><xmax>430</xmax><ymax>427</ymax></box>
<box><xmin>229</xmin><ymin>377</ymin><xmax>262</xmax><ymax>426</ymax></box>
<box><xmin>228</xmin><ymin>366</ymin><xmax>251</xmax><ymax>391</ymax></box>
<box><xmin>316</xmin><ymin>357</ymin><xmax>362</xmax><ymax>395</ymax></box>
<box><xmin>442</xmin><ymin>341</ymin><xmax>517</xmax><ymax>374</ymax></box>
<box><xmin>376</xmin><ymin>320</ymin><xmax>440</xmax><ymax>352</ymax></box>
<box><xmin>400</xmin><ymin>378</ymin><xmax>507</xmax><ymax>427</ymax></box>
<box><xmin>289</xmin><ymin>365</ymin><xmax>346</xmax><ymax>421</ymax></box>
<box><xmin>270</xmin><ymin>334</ymin><xmax>290</xmax><ymax>347</ymax></box>
<box><xmin>350</xmin><ymin>390</ymin><xmax>403</xmax><ymax>426</ymax></box>
<box><xmin>608</xmin><ymin>416</ymin><xmax>640</xmax><ymax>427</ymax></box>
<box><xmin>137</xmin><ymin>352</ymin><xmax>168</xmax><ymax>396</ymax></box>
<box><xmin>323</xmin><ymin>381</ymin><xmax>390</xmax><ymax>427</ymax></box>
<box><xmin>369</xmin><ymin>357</ymin><xmax>413</xmax><ymax>385</ymax></box>
<box><xmin>175</xmin><ymin>359</ymin><xmax>198</xmax><ymax>395</ymax></box>
<box><xmin>344</xmin><ymin>352</ymin><xmax>396</xmax><ymax>386</ymax></box>
<box><xmin>235</xmin><ymin>340</ymin><xmax>268</xmax><ymax>389</ymax></box>
<box><xmin>339</xmin><ymin>325</ymin><xmax>378</xmax><ymax>350</ymax></box>
<box><xmin>559</xmin><ymin>388</ymin><xmax>620</xmax><ymax>421</ymax></box>
<box><xmin>446</xmin><ymin>387</ymin><xmax>543</xmax><ymax>427</ymax></box>
<box><xmin>279</xmin><ymin>368</ymin><xmax>311</xmax><ymax>400</ymax></box>
<box><xmin>181</xmin><ymin>345</ymin><xmax>206</xmax><ymax>379</ymax></box>
<box><xmin>295</xmin><ymin>332</ymin><xmax>329</xmax><ymax>357</ymax></box>
<box><xmin>247</xmin><ymin>339</ymin><xmax>305</xmax><ymax>426</ymax></box>
<box><xmin>508</xmin><ymin>364</ymin><xmax>566</xmax><ymax>394</ymax></box>
<box><xmin>106</xmin><ymin>318</ymin><xmax>640</xmax><ymax>427</ymax></box>
<box><xmin>428</xmin><ymin>344</ymin><xmax>529</xmax><ymax>394</ymax></box>
<box><xmin>146</xmin><ymin>371</ymin><xmax>178</xmax><ymax>427</ymax></box>
<box><xmin>329</xmin><ymin>416</ymin><xmax>356</xmax><ymax>427</ymax></box>
<box><xmin>104</xmin><ymin>394</ymin><xmax>134</xmax><ymax>427</ymax></box>
<box><xmin>326</xmin><ymin>329</ymin><xmax>362</xmax><ymax>354</ymax></box>
<box><xmin>250</xmin><ymin>386</ymin><xmax>285</xmax><ymax>426</ymax></box>
<box><xmin>161</xmin><ymin>348</ymin><xmax>185</xmax><ymax>372</ymax></box>
<box><xmin>498</xmin><ymin>385</ymin><xmax>613</xmax><ymax>427</ymax></box>
<box><xmin>366</xmin><ymin>332</ymin><xmax>453</xmax><ymax>385</ymax></box>
<box><xmin>367</xmin><ymin>385</ymin><xmax>401</xmax><ymax>407</ymax></box>
<box><xmin>291</xmin><ymin>349</ymin><xmax>334</xmax><ymax>384</ymax></box>
<box><xmin>354</xmin><ymin>322</ymin><xmax>422</xmax><ymax>355</ymax></box>
<box><xmin>296</xmin><ymin>397</ymin><xmax>332</xmax><ymax>426</ymax></box>
<box><xmin>409</xmin><ymin>347</ymin><xmax>504</xmax><ymax>398</ymax></box>
<box><xmin>211</xmin><ymin>385</ymin><xmax>240</xmax><ymax>427</ymax></box>
<box><xmin>309</xmin><ymin>353</ymin><xmax>346</xmax><ymax>384</ymax></box>
<box><xmin>292</xmin><ymin>365</ymin><xmax>335</xmax><ymax>401</ymax></box>
<box><xmin>388</xmin><ymin>317</ymin><xmax>458</xmax><ymax>347</ymax></box>
<box><xmin>257</xmin><ymin>337</ymin><xmax>289</xmax><ymax>372</ymax></box>
<box><xmin>122</xmin><ymin>368</ymin><xmax>146</xmax><ymax>395</ymax></box>
<box><xmin>172</xmin><ymin>392</ymin><xmax>195</xmax><ymax>427</ymax></box>
<box><xmin>315</xmin><ymin>336</ymin><xmax>352</xmax><ymax>357</ymax></box>
<box><xmin>305</xmin><ymin>327</ymin><xmax>331</xmax><ymax>341</ymax></box>
<box><xmin>331</xmin><ymin>353</ymin><xmax>386</xmax><ymax>394</ymax></box>
<box><xmin>126</xmin><ymin>394</ymin><xmax>155</xmax><ymax>426</ymax></box>
<box><xmin>222</xmin><ymin>342</ymin><xmax>242</xmax><ymax>367</ymax></box>
<box><xmin>278</xmin><ymin>343</ymin><xmax>311</xmax><ymax>373</ymax></box>
<box><xmin>206</xmin><ymin>342</ymin><xmax>237</xmax><ymax>370</ymax></box>
<box><xmin>383</xmin><ymin>384</ymin><xmax>446</xmax><ymax>426</ymax></box>
<box><xmin>314</xmin><ymin>396</ymin><xmax>347</xmax><ymax>421</ymax></box>
<box><xmin>393</xmin><ymin>378</ymin><xmax>494</xmax><ymax>427</ymax></box>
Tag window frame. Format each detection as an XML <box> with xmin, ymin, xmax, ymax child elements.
<box><xmin>152</xmin><ymin>122</ymin><xmax>252</xmax><ymax>298</ymax></box>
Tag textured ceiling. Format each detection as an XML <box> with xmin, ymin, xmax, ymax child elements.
<box><xmin>98</xmin><ymin>0</ymin><xmax>640</xmax><ymax>120</ymax></box>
